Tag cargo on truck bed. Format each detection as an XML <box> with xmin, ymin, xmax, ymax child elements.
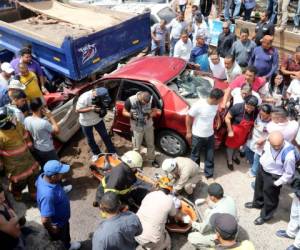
<box><xmin>0</xmin><ymin>0</ymin><xmax>151</xmax><ymax>80</ymax></box>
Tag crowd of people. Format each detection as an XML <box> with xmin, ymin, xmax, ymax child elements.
<box><xmin>1</xmin><ymin>2</ymin><xmax>300</xmax><ymax>250</ymax></box>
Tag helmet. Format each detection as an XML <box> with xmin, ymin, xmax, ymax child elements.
<box><xmin>158</xmin><ymin>176</ymin><xmax>173</xmax><ymax>192</ymax></box>
<box><xmin>0</xmin><ymin>106</ymin><xmax>13</xmax><ymax>129</ymax></box>
<box><xmin>162</xmin><ymin>158</ymin><xmax>177</xmax><ymax>173</ymax></box>
<box><xmin>121</xmin><ymin>151</ymin><xmax>143</xmax><ymax>169</ymax></box>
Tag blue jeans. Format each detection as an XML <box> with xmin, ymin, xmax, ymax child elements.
<box><xmin>244</xmin><ymin>146</ymin><xmax>254</xmax><ymax>165</ymax></box>
<box><xmin>190</xmin><ymin>135</ymin><xmax>215</xmax><ymax>178</ymax></box>
<box><xmin>267</xmin><ymin>0</ymin><xmax>278</xmax><ymax>24</ymax></box>
<box><xmin>294</xmin><ymin>0</ymin><xmax>300</xmax><ymax>27</ymax></box>
<box><xmin>250</xmin><ymin>153</ymin><xmax>261</xmax><ymax>176</ymax></box>
<box><xmin>224</xmin><ymin>0</ymin><xmax>241</xmax><ymax>20</ymax></box>
<box><xmin>169</xmin><ymin>38</ymin><xmax>179</xmax><ymax>56</ymax></box>
<box><xmin>81</xmin><ymin>120</ymin><xmax>116</xmax><ymax>155</ymax></box>
<box><xmin>151</xmin><ymin>43</ymin><xmax>165</xmax><ymax>56</ymax></box>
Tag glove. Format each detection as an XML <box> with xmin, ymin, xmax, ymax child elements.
<box><xmin>182</xmin><ymin>215</ymin><xmax>191</xmax><ymax>224</ymax></box>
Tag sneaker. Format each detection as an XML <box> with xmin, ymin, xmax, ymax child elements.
<box><xmin>292</xmin><ymin>27</ymin><xmax>300</xmax><ymax>34</ymax></box>
<box><xmin>63</xmin><ymin>185</ymin><xmax>72</xmax><ymax>193</ymax></box>
<box><xmin>91</xmin><ymin>155</ymin><xmax>99</xmax><ymax>162</ymax></box>
<box><xmin>247</xmin><ymin>170</ymin><xmax>256</xmax><ymax>178</ymax></box>
<box><xmin>276</xmin><ymin>230</ymin><xmax>294</xmax><ymax>239</ymax></box>
<box><xmin>69</xmin><ymin>241</ymin><xmax>81</xmax><ymax>250</ymax></box>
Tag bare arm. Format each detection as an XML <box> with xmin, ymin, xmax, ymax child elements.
<box><xmin>225</xmin><ymin>112</ymin><xmax>234</xmax><ymax>136</ymax></box>
<box><xmin>185</xmin><ymin>114</ymin><xmax>193</xmax><ymax>142</ymax></box>
<box><xmin>76</xmin><ymin>106</ymin><xmax>96</xmax><ymax>113</ymax></box>
<box><xmin>221</xmin><ymin>87</ymin><xmax>232</xmax><ymax>110</ymax></box>
<box><xmin>41</xmin><ymin>217</ymin><xmax>59</xmax><ymax>235</ymax></box>
<box><xmin>122</xmin><ymin>107</ymin><xmax>131</xmax><ymax>118</ymax></box>
<box><xmin>43</xmin><ymin>108</ymin><xmax>60</xmax><ymax>134</ymax></box>
<box><xmin>0</xmin><ymin>211</ymin><xmax>21</xmax><ymax>238</ymax></box>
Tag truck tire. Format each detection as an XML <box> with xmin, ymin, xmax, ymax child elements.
<box><xmin>157</xmin><ymin>130</ymin><xmax>187</xmax><ymax>157</ymax></box>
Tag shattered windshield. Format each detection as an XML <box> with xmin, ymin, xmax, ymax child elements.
<box><xmin>169</xmin><ymin>69</ymin><xmax>213</xmax><ymax>105</ymax></box>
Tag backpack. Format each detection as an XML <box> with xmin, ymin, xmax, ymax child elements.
<box><xmin>281</xmin><ymin>145</ymin><xmax>300</xmax><ymax>168</ymax></box>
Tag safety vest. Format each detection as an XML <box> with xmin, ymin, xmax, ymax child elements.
<box><xmin>129</xmin><ymin>92</ymin><xmax>153</xmax><ymax>130</ymax></box>
<box><xmin>101</xmin><ymin>177</ymin><xmax>132</xmax><ymax>195</ymax></box>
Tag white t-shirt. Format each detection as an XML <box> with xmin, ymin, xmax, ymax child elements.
<box><xmin>0</xmin><ymin>74</ymin><xmax>9</xmax><ymax>88</ymax></box>
<box><xmin>267</xmin><ymin>120</ymin><xmax>299</xmax><ymax>143</ymax></box>
<box><xmin>173</xmin><ymin>39</ymin><xmax>193</xmax><ymax>61</ymax></box>
<box><xmin>225</xmin><ymin>62</ymin><xmax>242</xmax><ymax>83</ymax></box>
<box><xmin>167</xmin><ymin>19</ymin><xmax>188</xmax><ymax>40</ymax></box>
<box><xmin>76</xmin><ymin>90</ymin><xmax>102</xmax><ymax>127</ymax></box>
<box><xmin>208</xmin><ymin>57</ymin><xmax>226</xmax><ymax>80</ymax></box>
<box><xmin>188</xmin><ymin>98</ymin><xmax>218</xmax><ymax>137</ymax></box>
<box><xmin>287</xmin><ymin>79</ymin><xmax>300</xmax><ymax>100</ymax></box>
<box><xmin>246</xmin><ymin>115</ymin><xmax>269</xmax><ymax>155</ymax></box>
<box><xmin>231</xmin><ymin>88</ymin><xmax>262</xmax><ymax>105</ymax></box>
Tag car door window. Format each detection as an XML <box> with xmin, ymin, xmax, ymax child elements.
<box><xmin>118</xmin><ymin>80</ymin><xmax>162</xmax><ymax>108</ymax></box>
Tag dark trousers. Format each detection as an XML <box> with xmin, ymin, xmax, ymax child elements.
<box><xmin>33</xmin><ymin>148</ymin><xmax>59</xmax><ymax>171</ymax></box>
<box><xmin>190</xmin><ymin>135</ymin><xmax>215</xmax><ymax>178</ymax></box>
<box><xmin>81</xmin><ymin>120</ymin><xmax>116</xmax><ymax>155</ymax></box>
<box><xmin>200</xmin><ymin>0</ymin><xmax>213</xmax><ymax>17</ymax></box>
<box><xmin>243</xmin><ymin>8</ymin><xmax>254</xmax><ymax>20</ymax></box>
<box><xmin>253</xmin><ymin>165</ymin><xmax>282</xmax><ymax>220</ymax></box>
<box><xmin>48</xmin><ymin>222</ymin><xmax>71</xmax><ymax>249</ymax></box>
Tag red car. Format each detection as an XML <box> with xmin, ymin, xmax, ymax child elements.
<box><xmin>96</xmin><ymin>56</ymin><xmax>227</xmax><ymax>156</ymax></box>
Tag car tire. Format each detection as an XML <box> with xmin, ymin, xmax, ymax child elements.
<box><xmin>157</xmin><ymin>130</ymin><xmax>187</xmax><ymax>157</ymax></box>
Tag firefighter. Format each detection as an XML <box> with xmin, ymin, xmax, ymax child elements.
<box><xmin>0</xmin><ymin>106</ymin><xmax>39</xmax><ymax>200</ymax></box>
<box><xmin>93</xmin><ymin>150</ymin><xmax>143</xmax><ymax>207</ymax></box>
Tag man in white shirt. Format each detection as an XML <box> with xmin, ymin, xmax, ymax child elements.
<box><xmin>208</xmin><ymin>52</ymin><xmax>226</xmax><ymax>80</ymax></box>
<box><xmin>245</xmin><ymin>131</ymin><xmax>296</xmax><ymax>225</ymax></box>
<box><xmin>189</xmin><ymin>14</ymin><xmax>210</xmax><ymax>46</ymax></box>
<box><xmin>266</xmin><ymin>107</ymin><xmax>299</xmax><ymax>143</ymax></box>
<box><xmin>224</xmin><ymin>55</ymin><xmax>242</xmax><ymax>83</ymax></box>
<box><xmin>173</xmin><ymin>31</ymin><xmax>193</xmax><ymax>61</ymax></box>
<box><xmin>76</xmin><ymin>88</ymin><xmax>116</xmax><ymax>162</ymax></box>
<box><xmin>188</xmin><ymin>183</ymin><xmax>237</xmax><ymax>248</ymax></box>
<box><xmin>186</xmin><ymin>88</ymin><xmax>224</xmax><ymax>179</ymax></box>
<box><xmin>0</xmin><ymin>62</ymin><xmax>14</xmax><ymax>88</ymax></box>
<box><xmin>230</xmin><ymin>83</ymin><xmax>261</xmax><ymax>106</ymax></box>
<box><xmin>167</xmin><ymin>12</ymin><xmax>188</xmax><ymax>56</ymax></box>
<box><xmin>287</xmin><ymin>72</ymin><xmax>300</xmax><ymax>100</ymax></box>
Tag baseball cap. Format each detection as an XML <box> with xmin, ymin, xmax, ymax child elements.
<box><xmin>8</xmin><ymin>79</ymin><xmax>26</xmax><ymax>90</ymax></box>
<box><xmin>210</xmin><ymin>213</ymin><xmax>238</xmax><ymax>240</ymax></box>
<box><xmin>44</xmin><ymin>160</ymin><xmax>70</xmax><ymax>176</ymax></box>
<box><xmin>1</xmin><ymin>62</ymin><xmax>14</xmax><ymax>74</ymax></box>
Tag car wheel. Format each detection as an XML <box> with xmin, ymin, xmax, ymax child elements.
<box><xmin>157</xmin><ymin>130</ymin><xmax>187</xmax><ymax>157</ymax></box>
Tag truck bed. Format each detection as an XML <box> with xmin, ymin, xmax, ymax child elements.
<box><xmin>0</xmin><ymin>1</ymin><xmax>151</xmax><ymax>80</ymax></box>
<box><xmin>3</xmin><ymin>1</ymin><xmax>133</xmax><ymax>46</ymax></box>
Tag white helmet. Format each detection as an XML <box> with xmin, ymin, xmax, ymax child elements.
<box><xmin>162</xmin><ymin>158</ymin><xmax>177</xmax><ymax>173</ymax></box>
<box><xmin>121</xmin><ymin>151</ymin><xmax>143</xmax><ymax>169</ymax></box>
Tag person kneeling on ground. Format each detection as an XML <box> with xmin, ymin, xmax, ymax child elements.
<box><xmin>162</xmin><ymin>157</ymin><xmax>201</xmax><ymax>195</ymax></box>
<box><xmin>93</xmin><ymin>150</ymin><xmax>143</xmax><ymax>208</ymax></box>
<box><xmin>36</xmin><ymin>160</ymin><xmax>81</xmax><ymax>250</ymax></box>
<box><xmin>135</xmin><ymin>177</ymin><xmax>177</xmax><ymax>250</ymax></box>
<box><xmin>92</xmin><ymin>192</ymin><xmax>142</xmax><ymax>250</ymax></box>
<box><xmin>209</xmin><ymin>213</ymin><xmax>255</xmax><ymax>250</ymax></box>
<box><xmin>188</xmin><ymin>183</ymin><xmax>237</xmax><ymax>249</ymax></box>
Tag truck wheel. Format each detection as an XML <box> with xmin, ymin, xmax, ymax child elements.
<box><xmin>157</xmin><ymin>130</ymin><xmax>187</xmax><ymax>157</ymax></box>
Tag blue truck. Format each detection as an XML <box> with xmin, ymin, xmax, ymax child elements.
<box><xmin>0</xmin><ymin>1</ymin><xmax>151</xmax><ymax>81</ymax></box>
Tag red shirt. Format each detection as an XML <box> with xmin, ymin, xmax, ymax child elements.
<box><xmin>281</xmin><ymin>55</ymin><xmax>300</xmax><ymax>85</ymax></box>
<box><xmin>229</xmin><ymin>75</ymin><xmax>266</xmax><ymax>92</ymax></box>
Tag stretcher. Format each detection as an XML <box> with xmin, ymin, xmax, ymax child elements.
<box><xmin>90</xmin><ymin>153</ymin><xmax>201</xmax><ymax>233</ymax></box>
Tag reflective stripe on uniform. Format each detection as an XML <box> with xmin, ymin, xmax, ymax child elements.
<box><xmin>0</xmin><ymin>144</ymin><xmax>28</xmax><ymax>157</ymax></box>
<box><xmin>101</xmin><ymin>178</ymin><xmax>132</xmax><ymax>195</ymax></box>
